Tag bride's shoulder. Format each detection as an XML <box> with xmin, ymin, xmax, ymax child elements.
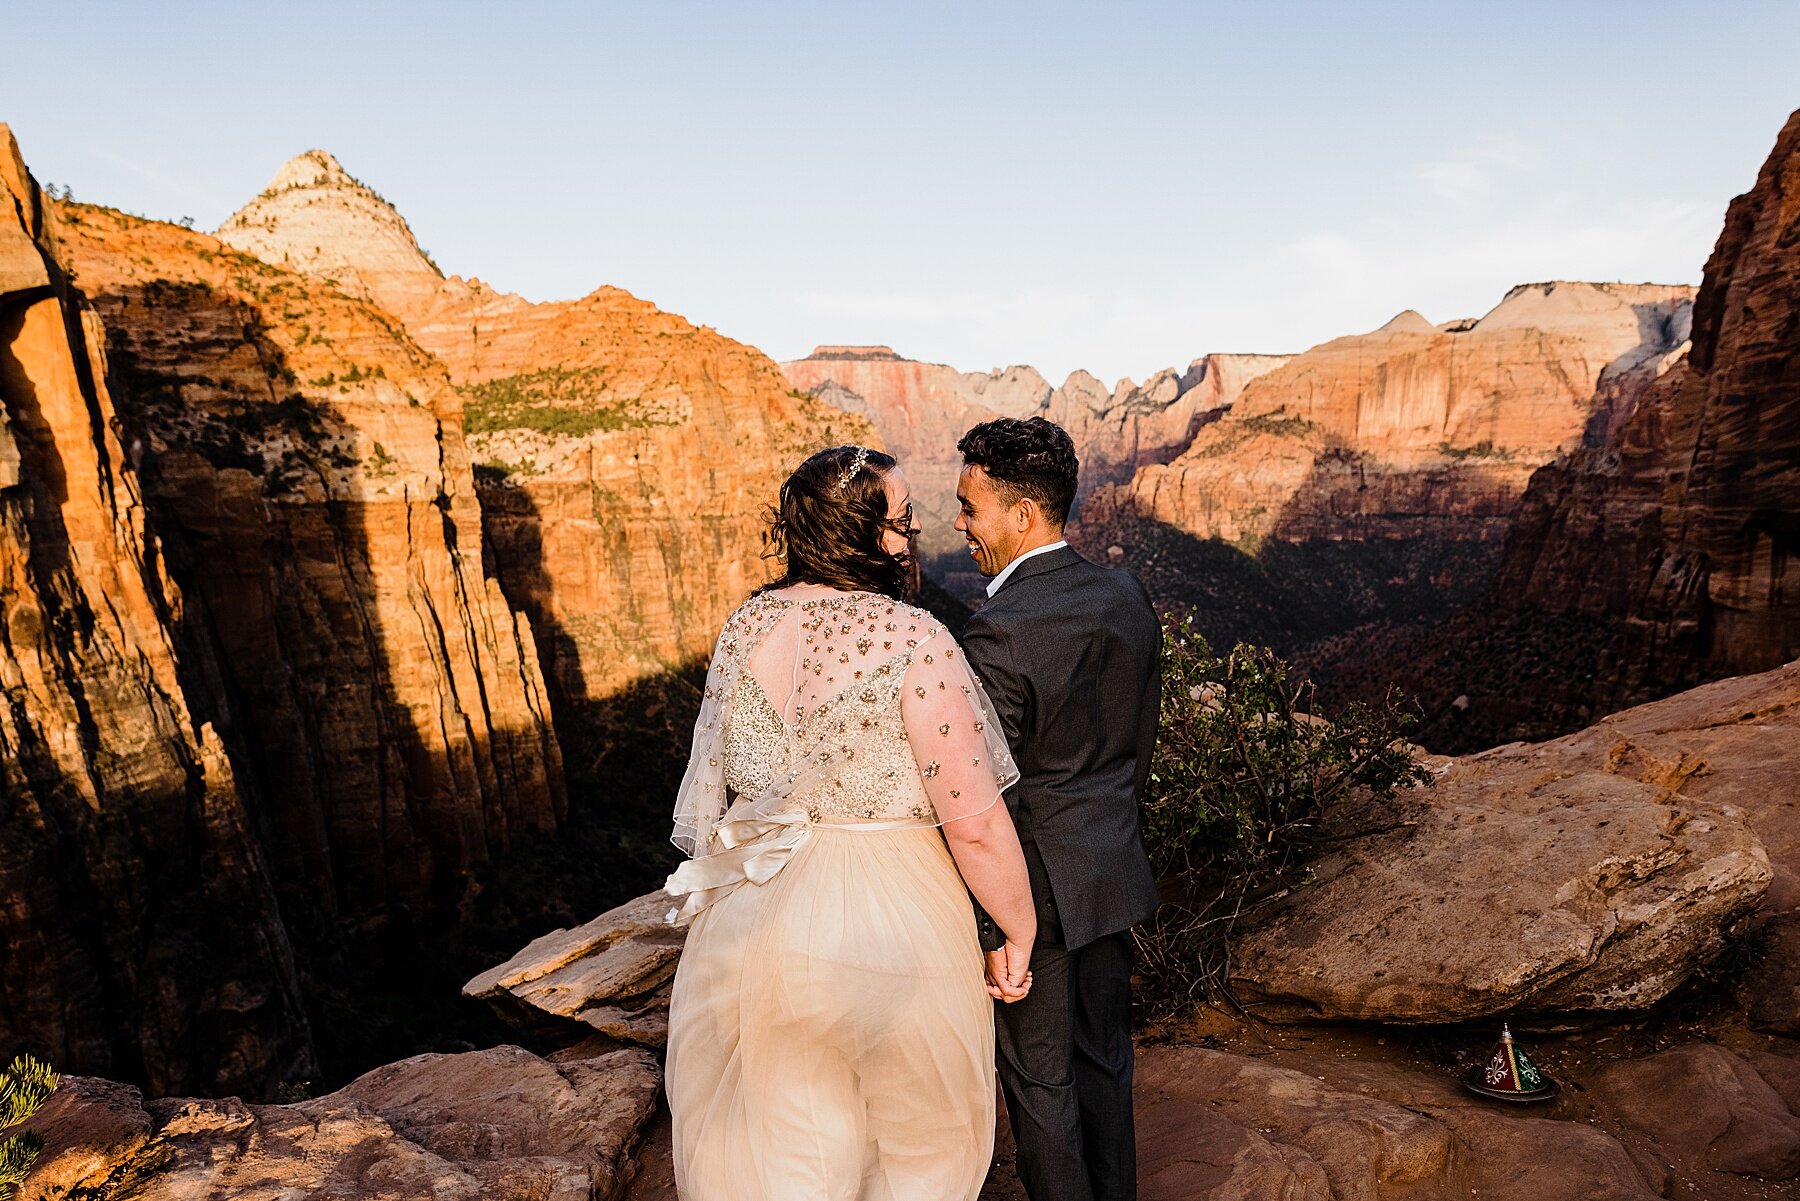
<box><xmin>713</xmin><ymin>590</ymin><xmax>790</xmax><ymax>645</ymax></box>
<box><xmin>889</xmin><ymin>599</ymin><xmax>952</xmax><ymax>640</ymax></box>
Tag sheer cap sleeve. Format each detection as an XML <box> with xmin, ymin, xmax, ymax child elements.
<box><xmin>900</xmin><ymin>624</ymin><xmax>1019</xmax><ymax>825</ymax></box>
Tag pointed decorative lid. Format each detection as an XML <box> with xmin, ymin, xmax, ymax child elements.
<box><xmin>1461</xmin><ymin>1023</ymin><xmax>1559</xmax><ymax>1102</ymax></box>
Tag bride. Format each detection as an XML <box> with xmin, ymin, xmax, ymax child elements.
<box><xmin>663</xmin><ymin>445</ymin><xmax>1038</xmax><ymax>1201</ymax></box>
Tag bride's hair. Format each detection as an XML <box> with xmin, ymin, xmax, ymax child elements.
<box><xmin>760</xmin><ymin>445</ymin><xmax>911</xmax><ymax>599</ymax></box>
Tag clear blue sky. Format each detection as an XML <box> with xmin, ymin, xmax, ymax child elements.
<box><xmin>7</xmin><ymin>2</ymin><xmax>1796</xmax><ymax>383</ymax></box>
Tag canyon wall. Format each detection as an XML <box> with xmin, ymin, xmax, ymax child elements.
<box><xmin>0</xmin><ymin>127</ymin><xmax>314</xmax><ymax>1097</ymax></box>
<box><xmin>782</xmin><ymin>346</ymin><xmax>1288</xmax><ymax>569</ymax></box>
<box><xmin>1125</xmin><ymin>284</ymin><xmax>1694</xmax><ymax>549</ymax></box>
<box><xmin>1489</xmin><ymin>108</ymin><xmax>1800</xmax><ymax>707</ymax></box>
<box><xmin>1302</xmin><ymin>107</ymin><xmax>1800</xmax><ymax>752</ymax></box>
<box><xmin>219</xmin><ymin>152</ymin><xmax>873</xmax><ymax>709</ymax></box>
<box><xmin>0</xmin><ymin>128</ymin><xmax>571</xmax><ymax>1095</ymax></box>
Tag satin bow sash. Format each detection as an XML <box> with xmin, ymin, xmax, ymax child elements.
<box><xmin>664</xmin><ymin>800</ymin><xmax>812</xmax><ymax>921</ymax></box>
<box><xmin>664</xmin><ymin>799</ymin><xmax>930</xmax><ymax>921</ymax></box>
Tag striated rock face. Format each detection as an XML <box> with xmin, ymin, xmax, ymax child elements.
<box><xmin>1492</xmin><ymin>107</ymin><xmax>1800</xmax><ymax>707</ymax></box>
<box><xmin>42</xmin><ymin>156</ymin><xmax>563</xmax><ymax>1092</ymax></box>
<box><xmin>1309</xmin><ymin>108</ymin><xmax>1800</xmax><ymax>756</ymax></box>
<box><xmin>219</xmin><ymin>152</ymin><xmax>872</xmax><ymax>707</ymax></box>
<box><xmin>782</xmin><ymin>346</ymin><xmax>1288</xmax><ymax>567</ymax></box>
<box><xmin>1126</xmin><ymin>281</ymin><xmax>1694</xmax><ymax>549</ymax></box>
<box><xmin>0</xmin><ymin>126</ymin><xmax>314</xmax><ymax>1096</ymax></box>
<box><xmin>1232</xmin><ymin>658</ymin><xmax>1794</xmax><ymax>1023</ymax></box>
<box><xmin>21</xmin><ymin>1045</ymin><xmax>660</xmax><ymax>1201</ymax></box>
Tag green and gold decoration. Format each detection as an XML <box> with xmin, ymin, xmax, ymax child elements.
<box><xmin>1460</xmin><ymin>1024</ymin><xmax>1558</xmax><ymax>1103</ymax></box>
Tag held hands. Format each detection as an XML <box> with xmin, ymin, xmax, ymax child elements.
<box><xmin>983</xmin><ymin>939</ymin><xmax>1033</xmax><ymax>1003</ymax></box>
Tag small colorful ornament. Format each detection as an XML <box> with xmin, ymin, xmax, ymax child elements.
<box><xmin>1459</xmin><ymin>1024</ymin><xmax>1559</xmax><ymax>1103</ymax></box>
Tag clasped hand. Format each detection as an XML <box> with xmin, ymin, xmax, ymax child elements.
<box><xmin>983</xmin><ymin>940</ymin><xmax>1033</xmax><ymax>1003</ymax></box>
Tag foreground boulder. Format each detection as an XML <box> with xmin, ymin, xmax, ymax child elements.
<box><xmin>1589</xmin><ymin>1043</ymin><xmax>1800</xmax><ymax>1179</ymax></box>
<box><xmin>464</xmin><ymin>889</ymin><xmax>687</xmax><ymax>1046</ymax></box>
<box><xmin>22</xmin><ymin>1045</ymin><xmax>659</xmax><ymax>1201</ymax></box>
<box><xmin>1230</xmin><ymin>661</ymin><xmax>1790</xmax><ymax>1023</ymax></box>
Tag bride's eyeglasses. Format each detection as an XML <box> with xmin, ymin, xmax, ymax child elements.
<box><xmin>883</xmin><ymin>501</ymin><xmax>916</xmax><ymax>537</ymax></box>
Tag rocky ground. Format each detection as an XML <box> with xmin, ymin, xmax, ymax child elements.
<box><xmin>22</xmin><ymin>650</ymin><xmax>1800</xmax><ymax>1200</ymax></box>
<box><xmin>22</xmin><ymin>656</ymin><xmax>1760</xmax><ymax>1199</ymax></box>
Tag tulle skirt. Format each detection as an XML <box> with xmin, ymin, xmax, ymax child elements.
<box><xmin>666</xmin><ymin>823</ymin><xmax>996</xmax><ymax>1201</ymax></box>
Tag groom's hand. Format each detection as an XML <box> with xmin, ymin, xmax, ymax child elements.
<box><xmin>984</xmin><ymin>943</ymin><xmax>1033</xmax><ymax>1002</ymax></box>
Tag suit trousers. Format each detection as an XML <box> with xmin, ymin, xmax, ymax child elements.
<box><xmin>995</xmin><ymin>871</ymin><xmax>1136</xmax><ymax>1201</ymax></box>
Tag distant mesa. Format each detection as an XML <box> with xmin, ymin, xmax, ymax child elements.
<box><xmin>1121</xmin><ymin>278</ymin><xmax>1694</xmax><ymax>551</ymax></box>
<box><xmin>803</xmin><ymin>345</ymin><xmax>906</xmax><ymax>361</ymax></box>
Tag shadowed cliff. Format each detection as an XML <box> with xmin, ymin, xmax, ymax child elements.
<box><xmin>1303</xmin><ymin>107</ymin><xmax>1800</xmax><ymax>752</ymax></box>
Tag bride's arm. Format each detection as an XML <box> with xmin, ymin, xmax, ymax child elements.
<box><xmin>940</xmin><ymin>802</ymin><xmax>1036</xmax><ymax>997</ymax></box>
<box><xmin>900</xmin><ymin>633</ymin><xmax>1036</xmax><ymax>995</ymax></box>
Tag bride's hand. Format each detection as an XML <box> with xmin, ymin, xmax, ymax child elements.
<box><xmin>984</xmin><ymin>940</ymin><xmax>1034</xmax><ymax>1003</ymax></box>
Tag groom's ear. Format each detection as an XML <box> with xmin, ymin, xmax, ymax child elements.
<box><xmin>1013</xmin><ymin>495</ymin><xmax>1037</xmax><ymax>531</ymax></box>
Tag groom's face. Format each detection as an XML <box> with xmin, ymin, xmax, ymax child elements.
<box><xmin>954</xmin><ymin>464</ymin><xmax>1024</xmax><ymax>577</ymax></box>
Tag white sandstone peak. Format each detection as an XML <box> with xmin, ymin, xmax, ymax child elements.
<box><xmin>217</xmin><ymin>148</ymin><xmax>443</xmax><ymax>318</ymax></box>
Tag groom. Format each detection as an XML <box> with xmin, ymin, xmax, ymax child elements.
<box><xmin>955</xmin><ymin>417</ymin><xmax>1161</xmax><ymax>1201</ymax></box>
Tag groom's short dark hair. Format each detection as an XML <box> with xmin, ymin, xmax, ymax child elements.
<box><xmin>958</xmin><ymin>417</ymin><xmax>1079</xmax><ymax>526</ymax></box>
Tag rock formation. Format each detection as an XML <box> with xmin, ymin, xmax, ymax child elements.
<box><xmin>21</xmin><ymin>1044</ymin><xmax>660</xmax><ymax>1201</ymax></box>
<box><xmin>464</xmin><ymin>890</ymin><xmax>686</xmax><ymax>1047</ymax></box>
<box><xmin>1125</xmin><ymin>281</ymin><xmax>1693</xmax><ymax>550</ymax></box>
<box><xmin>1</xmin><ymin>126</ymin><xmax>566</xmax><ymax>1096</ymax></box>
<box><xmin>219</xmin><ymin>152</ymin><xmax>873</xmax><ymax>708</ymax></box>
<box><xmin>1491</xmin><ymin>106</ymin><xmax>1800</xmax><ymax>706</ymax></box>
<box><xmin>782</xmin><ymin>346</ymin><xmax>1288</xmax><ymax>572</ymax></box>
<box><xmin>1231</xmin><ymin>660</ymin><xmax>1792</xmax><ymax>1022</ymax></box>
<box><xmin>1301</xmin><ymin>107</ymin><xmax>1800</xmax><ymax>755</ymax></box>
<box><xmin>0</xmin><ymin>126</ymin><xmax>313</xmax><ymax>1097</ymax></box>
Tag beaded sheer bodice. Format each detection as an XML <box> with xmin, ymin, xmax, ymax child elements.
<box><xmin>725</xmin><ymin>652</ymin><xmax>935</xmax><ymax>825</ymax></box>
<box><xmin>668</xmin><ymin>587</ymin><xmax>1018</xmax><ymax>917</ymax></box>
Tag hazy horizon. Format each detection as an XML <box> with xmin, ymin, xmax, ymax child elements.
<box><xmin>7</xmin><ymin>1</ymin><xmax>1797</xmax><ymax>384</ymax></box>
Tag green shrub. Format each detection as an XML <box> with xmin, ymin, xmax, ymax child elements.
<box><xmin>0</xmin><ymin>1054</ymin><xmax>58</xmax><ymax>1199</ymax></box>
<box><xmin>1134</xmin><ymin>615</ymin><xmax>1431</xmax><ymax>1020</ymax></box>
<box><xmin>461</xmin><ymin>367</ymin><xmax>680</xmax><ymax>437</ymax></box>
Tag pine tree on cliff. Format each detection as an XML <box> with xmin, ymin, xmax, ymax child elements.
<box><xmin>0</xmin><ymin>1055</ymin><xmax>58</xmax><ymax>1198</ymax></box>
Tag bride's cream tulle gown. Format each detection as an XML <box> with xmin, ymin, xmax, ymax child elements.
<box><xmin>663</xmin><ymin>590</ymin><xmax>1018</xmax><ymax>1201</ymax></box>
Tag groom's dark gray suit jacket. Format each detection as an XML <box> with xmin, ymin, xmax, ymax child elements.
<box><xmin>962</xmin><ymin>545</ymin><xmax>1161</xmax><ymax>951</ymax></box>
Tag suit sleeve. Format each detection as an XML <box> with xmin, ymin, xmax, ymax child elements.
<box><xmin>959</xmin><ymin>611</ymin><xmax>1029</xmax><ymax>752</ymax></box>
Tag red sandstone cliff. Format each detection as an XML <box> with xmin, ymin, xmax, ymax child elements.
<box><xmin>782</xmin><ymin>346</ymin><xmax>1288</xmax><ymax>568</ymax></box>
<box><xmin>0</xmin><ymin>127</ymin><xmax>315</xmax><ymax>1096</ymax></box>
<box><xmin>1125</xmin><ymin>284</ymin><xmax>1694</xmax><ymax>549</ymax></box>
<box><xmin>218</xmin><ymin>152</ymin><xmax>872</xmax><ymax>705</ymax></box>
<box><xmin>1300</xmin><ymin>108</ymin><xmax>1800</xmax><ymax>753</ymax></box>
<box><xmin>1491</xmin><ymin>106</ymin><xmax>1800</xmax><ymax>705</ymax></box>
<box><xmin>7</xmin><ymin>133</ymin><xmax>567</xmax><ymax>1094</ymax></box>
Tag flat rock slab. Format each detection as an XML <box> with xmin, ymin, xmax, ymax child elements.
<box><xmin>1230</xmin><ymin>661</ymin><xmax>1793</xmax><ymax>1023</ymax></box>
<box><xmin>465</xmin><ymin>889</ymin><xmax>686</xmax><ymax>1047</ymax></box>
<box><xmin>22</xmin><ymin>1045</ymin><xmax>660</xmax><ymax>1201</ymax></box>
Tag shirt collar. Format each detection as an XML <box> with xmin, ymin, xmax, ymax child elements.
<box><xmin>985</xmin><ymin>540</ymin><xmax>1068</xmax><ymax>598</ymax></box>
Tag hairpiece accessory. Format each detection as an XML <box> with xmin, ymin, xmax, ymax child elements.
<box><xmin>834</xmin><ymin>446</ymin><xmax>872</xmax><ymax>493</ymax></box>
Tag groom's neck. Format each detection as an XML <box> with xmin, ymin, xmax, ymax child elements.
<box><xmin>1002</xmin><ymin>526</ymin><xmax>1065</xmax><ymax>570</ymax></box>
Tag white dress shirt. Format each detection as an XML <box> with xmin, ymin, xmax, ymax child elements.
<box><xmin>985</xmin><ymin>540</ymin><xmax>1068</xmax><ymax>598</ymax></box>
